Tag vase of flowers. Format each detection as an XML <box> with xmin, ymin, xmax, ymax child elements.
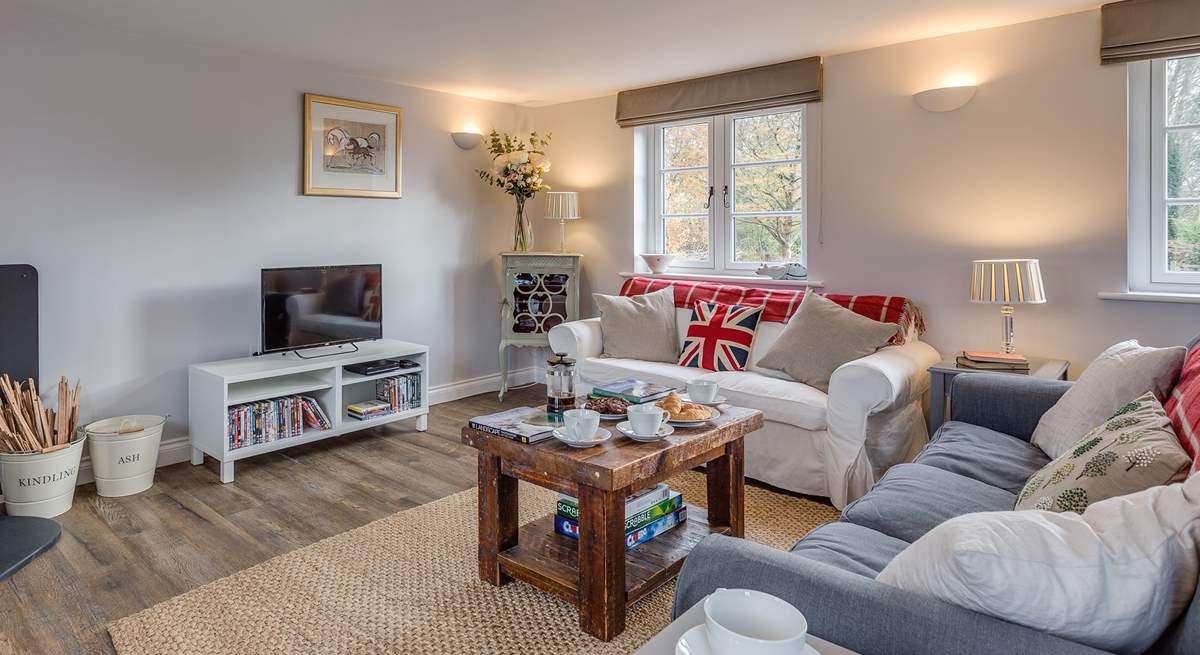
<box><xmin>478</xmin><ymin>130</ymin><xmax>551</xmax><ymax>252</ymax></box>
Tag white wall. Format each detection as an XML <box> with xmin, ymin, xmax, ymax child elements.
<box><xmin>0</xmin><ymin>6</ymin><xmax>532</xmax><ymax>438</ymax></box>
<box><xmin>532</xmin><ymin>10</ymin><xmax>1200</xmax><ymax>373</ymax></box>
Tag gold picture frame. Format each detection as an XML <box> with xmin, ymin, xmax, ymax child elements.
<box><xmin>303</xmin><ymin>93</ymin><xmax>402</xmax><ymax>198</ymax></box>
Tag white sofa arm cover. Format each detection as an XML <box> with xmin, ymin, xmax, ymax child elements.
<box><xmin>548</xmin><ymin>318</ymin><xmax>603</xmax><ymax>360</ymax></box>
<box><xmin>824</xmin><ymin>340</ymin><xmax>941</xmax><ymax>508</ymax></box>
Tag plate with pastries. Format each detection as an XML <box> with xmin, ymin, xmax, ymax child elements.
<box><xmin>655</xmin><ymin>392</ymin><xmax>721</xmax><ymax>427</ymax></box>
<box><xmin>583</xmin><ymin>395</ymin><xmax>633</xmax><ymax>421</ymax></box>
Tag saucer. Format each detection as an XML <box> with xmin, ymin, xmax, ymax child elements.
<box><xmin>675</xmin><ymin>624</ymin><xmax>819</xmax><ymax>655</ymax></box>
<box><xmin>551</xmin><ymin>427</ymin><xmax>612</xmax><ymax>448</ymax></box>
<box><xmin>679</xmin><ymin>393</ymin><xmax>728</xmax><ymax>407</ymax></box>
<box><xmin>615</xmin><ymin>421</ymin><xmax>675</xmax><ymax>442</ymax></box>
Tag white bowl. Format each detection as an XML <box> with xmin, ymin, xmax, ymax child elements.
<box><xmin>639</xmin><ymin>253</ymin><xmax>675</xmax><ymax>274</ymax></box>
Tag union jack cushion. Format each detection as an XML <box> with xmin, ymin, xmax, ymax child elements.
<box><xmin>678</xmin><ymin>302</ymin><xmax>764</xmax><ymax>372</ymax></box>
<box><xmin>1164</xmin><ymin>345</ymin><xmax>1200</xmax><ymax>477</ymax></box>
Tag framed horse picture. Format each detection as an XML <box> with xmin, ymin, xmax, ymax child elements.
<box><xmin>303</xmin><ymin>94</ymin><xmax>402</xmax><ymax>198</ymax></box>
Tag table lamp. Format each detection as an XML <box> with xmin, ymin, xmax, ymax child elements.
<box><xmin>544</xmin><ymin>191</ymin><xmax>580</xmax><ymax>252</ymax></box>
<box><xmin>970</xmin><ymin>259</ymin><xmax>1046</xmax><ymax>354</ymax></box>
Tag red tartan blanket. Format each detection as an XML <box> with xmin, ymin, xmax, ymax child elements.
<box><xmin>618</xmin><ymin>277</ymin><xmax>925</xmax><ymax>345</ymax></box>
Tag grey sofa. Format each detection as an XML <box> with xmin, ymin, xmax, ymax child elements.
<box><xmin>674</xmin><ymin>374</ymin><xmax>1200</xmax><ymax>655</ymax></box>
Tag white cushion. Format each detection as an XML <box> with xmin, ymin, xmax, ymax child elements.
<box><xmin>876</xmin><ymin>475</ymin><xmax>1200</xmax><ymax>654</ymax></box>
<box><xmin>1032</xmin><ymin>340</ymin><xmax>1185</xmax><ymax>458</ymax></box>
<box><xmin>697</xmin><ymin>370</ymin><xmax>828</xmax><ymax>431</ymax></box>
<box><xmin>578</xmin><ymin>356</ymin><xmax>709</xmax><ymax>390</ymax></box>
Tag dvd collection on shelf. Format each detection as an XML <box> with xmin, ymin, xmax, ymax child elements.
<box><xmin>347</xmin><ymin>373</ymin><xmax>422</xmax><ymax>421</ymax></box>
<box><xmin>227</xmin><ymin>395</ymin><xmax>330</xmax><ymax>450</ymax></box>
<box><xmin>554</xmin><ymin>483</ymin><xmax>687</xmax><ymax>549</ymax></box>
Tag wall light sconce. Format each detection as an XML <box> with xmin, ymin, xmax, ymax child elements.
<box><xmin>914</xmin><ymin>85</ymin><xmax>978</xmax><ymax>112</ymax></box>
<box><xmin>451</xmin><ymin>131</ymin><xmax>482</xmax><ymax>149</ymax></box>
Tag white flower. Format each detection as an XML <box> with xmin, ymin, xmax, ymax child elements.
<box><xmin>508</xmin><ymin>150</ymin><xmax>529</xmax><ymax>165</ymax></box>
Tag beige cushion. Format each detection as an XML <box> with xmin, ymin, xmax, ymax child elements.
<box><xmin>1016</xmin><ymin>392</ymin><xmax>1190</xmax><ymax>512</ymax></box>
<box><xmin>593</xmin><ymin>287</ymin><xmax>678</xmax><ymax>363</ymax></box>
<box><xmin>1032</xmin><ymin>340</ymin><xmax>1185</xmax><ymax>458</ymax></box>
<box><xmin>757</xmin><ymin>293</ymin><xmax>898</xmax><ymax>392</ymax></box>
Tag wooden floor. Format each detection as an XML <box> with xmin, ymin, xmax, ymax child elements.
<box><xmin>0</xmin><ymin>385</ymin><xmax>545</xmax><ymax>655</ymax></box>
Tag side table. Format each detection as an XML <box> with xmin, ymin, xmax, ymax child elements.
<box><xmin>929</xmin><ymin>357</ymin><xmax>1069</xmax><ymax>431</ymax></box>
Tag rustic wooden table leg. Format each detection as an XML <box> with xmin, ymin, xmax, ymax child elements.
<box><xmin>578</xmin><ymin>485</ymin><xmax>626</xmax><ymax>641</ymax></box>
<box><xmin>706</xmin><ymin>438</ymin><xmax>745</xmax><ymax>538</ymax></box>
<box><xmin>478</xmin><ymin>452</ymin><xmax>518</xmax><ymax>586</ymax></box>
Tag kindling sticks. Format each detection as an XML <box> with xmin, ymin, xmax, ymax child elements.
<box><xmin>0</xmin><ymin>375</ymin><xmax>81</xmax><ymax>454</ymax></box>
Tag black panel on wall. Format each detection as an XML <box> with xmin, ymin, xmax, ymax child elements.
<box><xmin>0</xmin><ymin>264</ymin><xmax>38</xmax><ymax>382</ymax></box>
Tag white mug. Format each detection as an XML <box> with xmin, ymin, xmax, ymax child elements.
<box><xmin>704</xmin><ymin>588</ymin><xmax>808</xmax><ymax>655</ymax></box>
<box><xmin>626</xmin><ymin>404</ymin><xmax>667</xmax><ymax>436</ymax></box>
<box><xmin>687</xmin><ymin>380</ymin><xmax>720</xmax><ymax>404</ymax></box>
<box><xmin>562</xmin><ymin>408</ymin><xmax>600</xmax><ymax>441</ymax></box>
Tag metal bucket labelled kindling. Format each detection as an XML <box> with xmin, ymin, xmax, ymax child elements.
<box><xmin>84</xmin><ymin>415</ymin><xmax>166</xmax><ymax>497</ymax></box>
<box><xmin>0</xmin><ymin>436</ymin><xmax>87</xmax><ymax>518</ymax></box>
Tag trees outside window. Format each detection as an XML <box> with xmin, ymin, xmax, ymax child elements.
<box><xmin>652</xmin><ymin>107</ymin><xmax>808</xmax><ymax>272</ymax></box>
<box><xmin>1128</xmin><ymin>54</ymin><xmax>1200</xmax><ymax>293</ymax></box>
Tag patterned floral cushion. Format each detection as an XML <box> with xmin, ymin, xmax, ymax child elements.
<box><xmin>1016</xmin><ymin>392</ymin><xmax>1191</xmax><ymax>512</ymax></box>
<box><xmin>678</xmin><ymin>301</ymin><xmax>764</xmax><ymax>372</ymax></box>
<box><xmin>1164</xmin><ymin>344</ymin><xmax>1200</xmax><ymax>476</ymax></box>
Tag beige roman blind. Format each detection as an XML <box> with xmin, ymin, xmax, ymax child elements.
<box><xmin>1101</xmin><ymin>0</ymin><xmax>1200</xmax><ymax>64</ymax></box>
<box><xmin>615</xmin><ymin>57</ymin><xmax>821</xmax><ymax>127</ymax></box>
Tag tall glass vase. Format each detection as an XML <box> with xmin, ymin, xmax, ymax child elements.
<box><xmin>512</xmin><ymin>196</ymin><xmax>534</xmax><ymax>252</ymax></box>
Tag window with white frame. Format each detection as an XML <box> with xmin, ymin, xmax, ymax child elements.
<box><xmin>1128</xmin><ymin>54</ymin><xmax>1200</xmax><ymax>293</ymax></box>
<box><xmin>650</xmin><ymin>106</ymin><xmax>810</xmax><ymax>273</ymax></box>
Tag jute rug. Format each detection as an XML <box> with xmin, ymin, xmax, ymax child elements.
<box><xmin>108</xmin><ymin>471</ymin><xmax>838</xmax><ymax>655</ymax></box>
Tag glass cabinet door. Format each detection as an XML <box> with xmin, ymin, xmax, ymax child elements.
<box><xmin>510</xmin><ymin>271</ymin><xmax>570</xmax><ymax>334</ymax></box>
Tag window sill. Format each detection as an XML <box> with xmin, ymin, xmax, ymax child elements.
<box><xmin>619</xmin><ymin>271</ymin><xmax>824</xmax><ymax>289</ymax></box>
<box><xmin>1097</xmin><ymin>291</ymin><xmax>1200</xmax><ymax>304</ymax></box>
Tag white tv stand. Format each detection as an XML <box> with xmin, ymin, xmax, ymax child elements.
<box><xmin>188</xmin><ymin>339</ymin><xmax>429</xmax><ymax>483</ymax></box>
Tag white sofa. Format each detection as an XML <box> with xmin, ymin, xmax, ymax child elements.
<box><xmin>548</xmin><ymin>309</ymin><xmax>940</xmax><ymax>509</ymax></box>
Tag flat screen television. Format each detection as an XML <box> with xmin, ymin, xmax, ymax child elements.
<box><xmin>261</xmin><ymin>264</ymin><xmax>382</xmax><ymax>354</ymax></box>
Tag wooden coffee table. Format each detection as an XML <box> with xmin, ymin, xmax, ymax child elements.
<box><xmin>461</xmin><ymin>406</ymin><xmax>763</xmax><ymax>641</ymax></box>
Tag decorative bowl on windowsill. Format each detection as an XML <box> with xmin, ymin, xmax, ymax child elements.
<box><xmin>639</xmin><ymin>253</ymin><xmax>675</xmax><ymax>274</ymax></box>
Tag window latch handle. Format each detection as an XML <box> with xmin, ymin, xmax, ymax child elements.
<box><xmin>722</xmin><ymin>185</ymin><xmax>730</xmax><ymax>209</ymax></box>
<box><xmin>704</xmin><ymin>185</ymin><xmax>713</xmax><ymax>209</ymax></box>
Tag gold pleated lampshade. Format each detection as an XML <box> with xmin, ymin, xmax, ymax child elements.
<box><xmin>970</xmin><ymin>259</ymin><xmax>1046</xmax><ymax>304</ymax></box>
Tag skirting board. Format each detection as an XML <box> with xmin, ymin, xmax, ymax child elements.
<box><xmin>0</xmin><ymin>365</ymin><xmax>541</xmax><ymax>503</ymax></box>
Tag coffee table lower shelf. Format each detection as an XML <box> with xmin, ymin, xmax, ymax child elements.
<box><xmin>498</xmin><ymin>506</ymin><xmax>727</xmax><ymax>608</ymax></box>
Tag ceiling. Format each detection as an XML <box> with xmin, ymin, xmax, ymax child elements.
<box><xmin>21</xmin><ymin>0</ymin><xmax>1099</xmax><ymax>106</ymax></box>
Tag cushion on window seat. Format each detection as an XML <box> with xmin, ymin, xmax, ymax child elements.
<box><xmin>916</xmin><ymin>421</ymin><xmax>1052</xmax><ymax>494</ymax></box>
<box><xmin>840</xmin><ymin>463</ymin><xmax>1018</xmax><ymax>543</ymax></box>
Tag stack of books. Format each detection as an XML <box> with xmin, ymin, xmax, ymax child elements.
<box><xmin>591</xmin><ymin>378</ymin><xmax>676</xmax><ymax>404</ymax></box>
<box><xmin>227</xmin><ymin>395</ymin><xmax>309</xmax><ymax>450</ymax></box>
<box><xmin>468</xmin><ymin>407</ymin><xmax>560</xmax><ymax>444</ymax></box>
<box><xmin>956</xmin><ymin>351</ymin><xmax>1031</xmax><ymax>372</ymax></box>
<box><xmin>554</xmin><ymin>483</ymin><xmax>687</xmax><ymax>550</ymax></box>
<box><xmin>347</xmin><ymin>399</ymin><xmax>392</xmax><ymax>421</ymax></box>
